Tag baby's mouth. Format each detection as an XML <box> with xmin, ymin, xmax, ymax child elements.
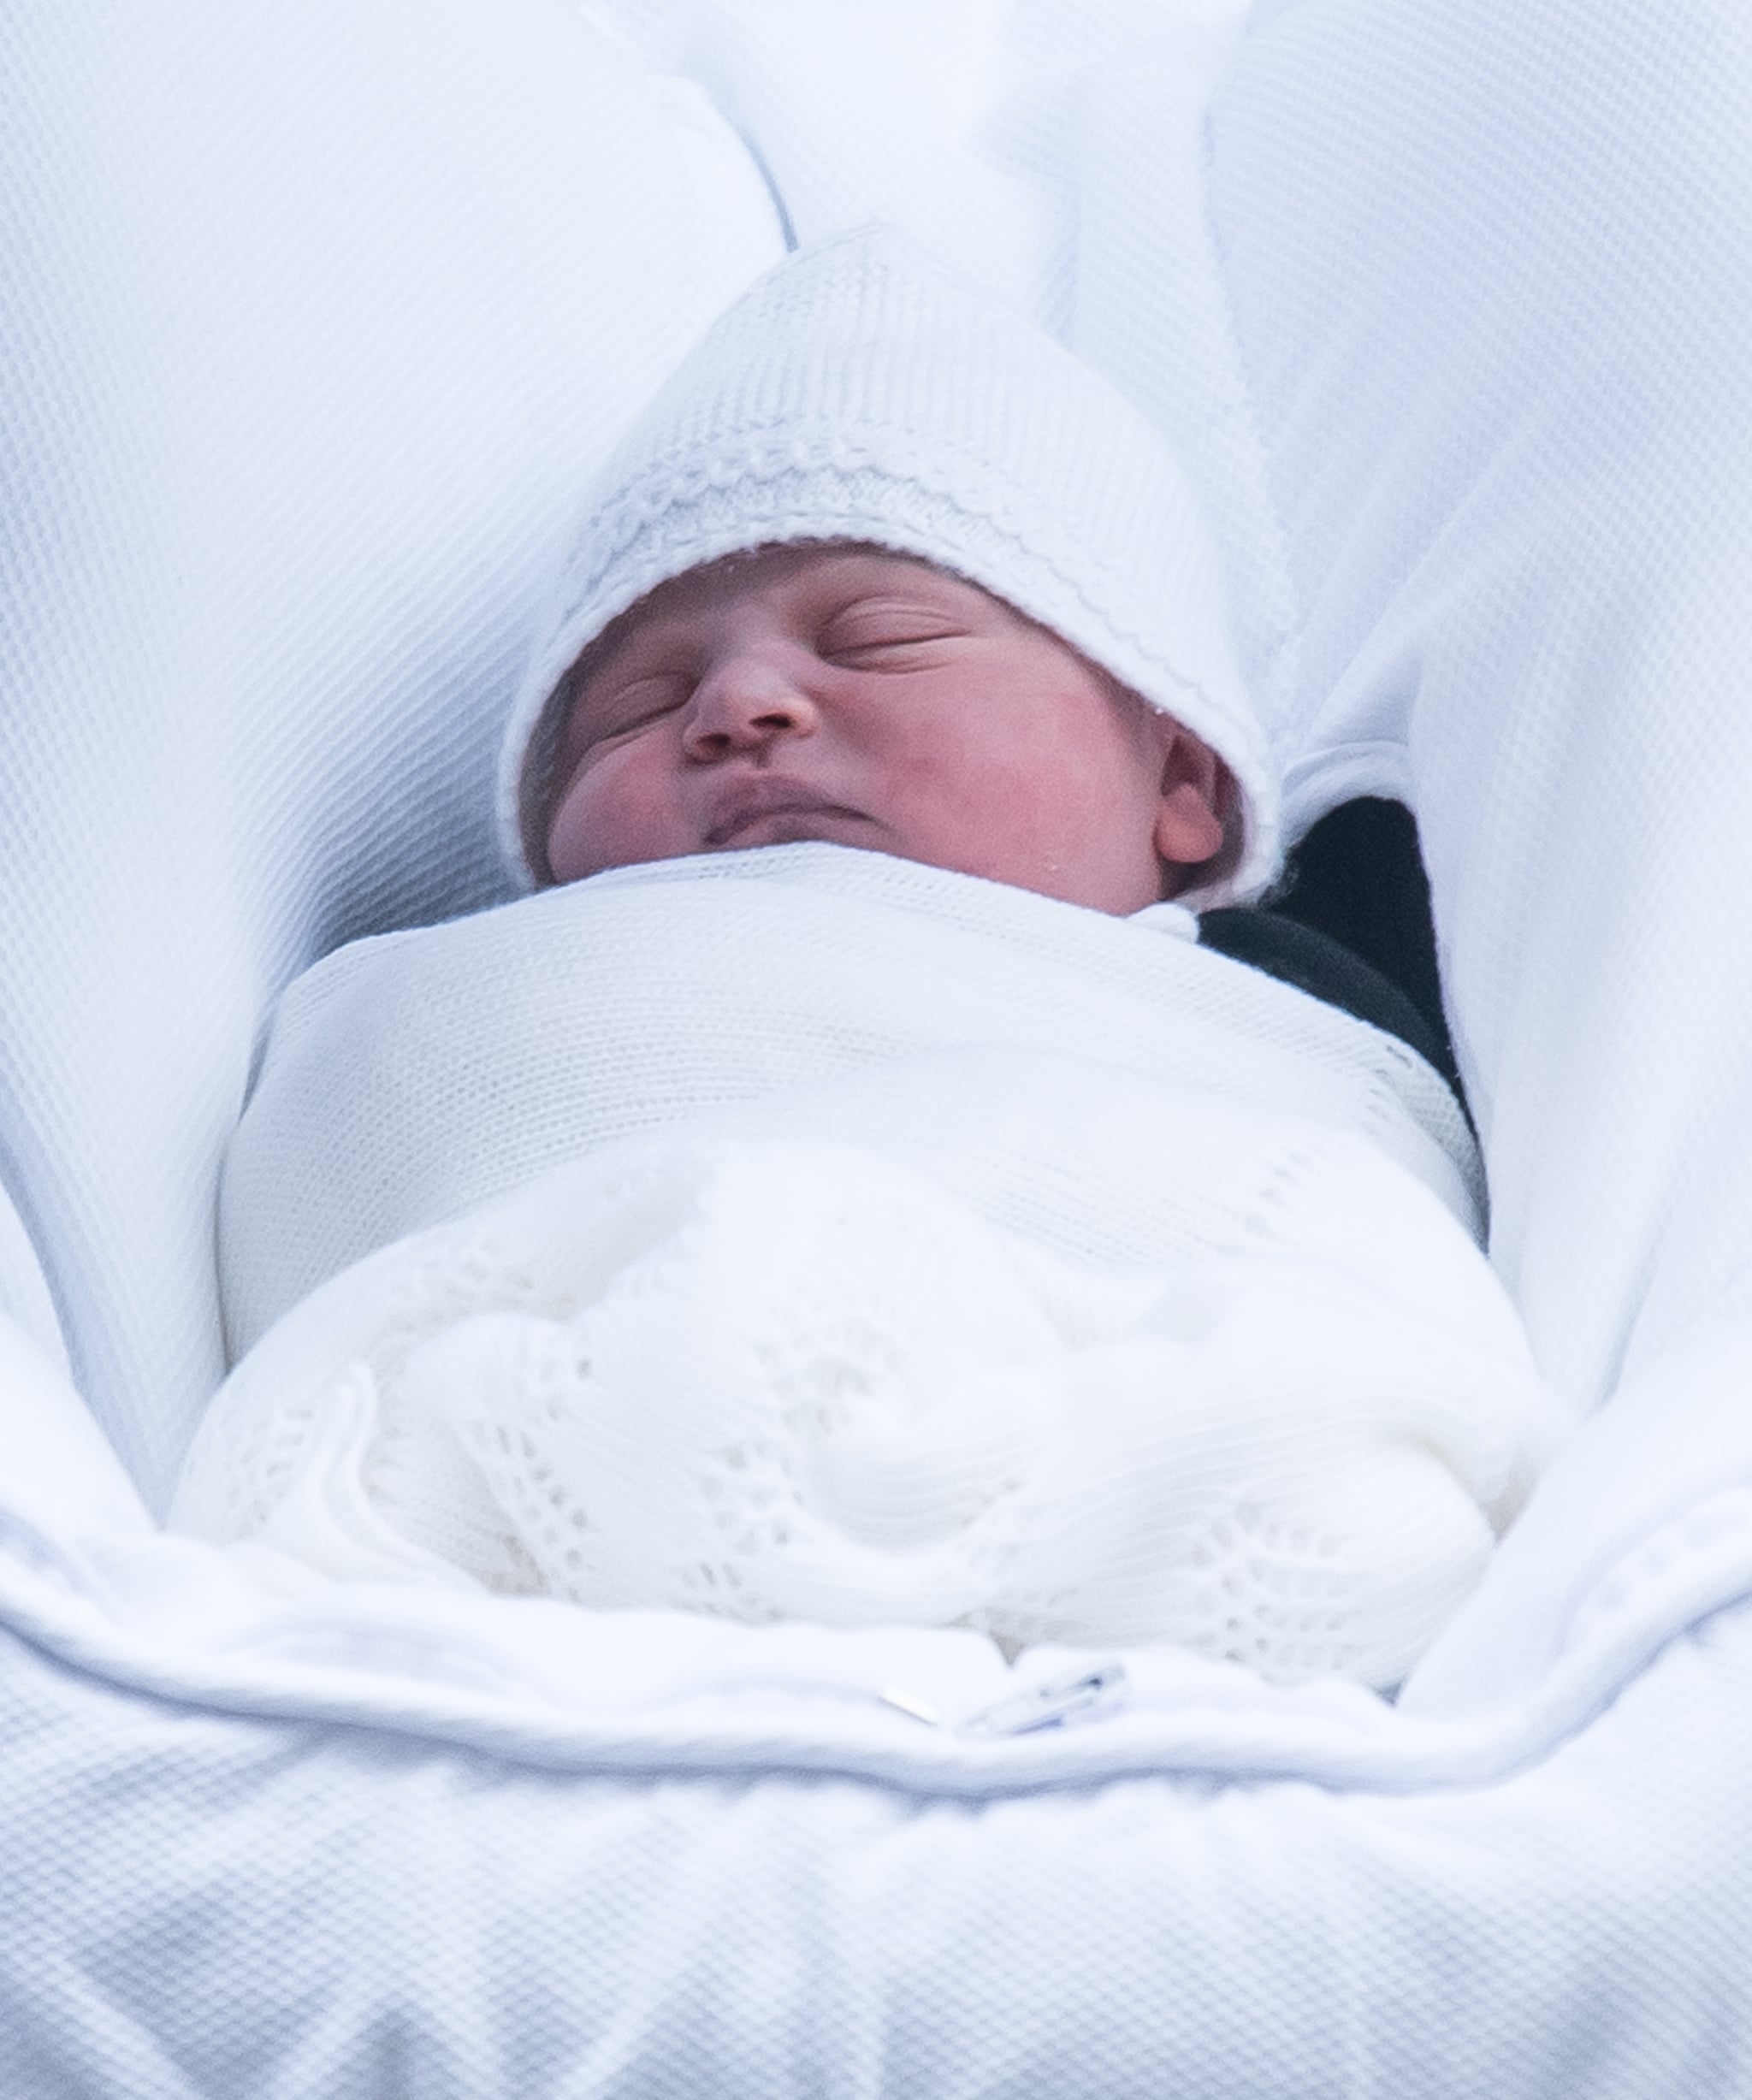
<box><xmin>702</xmin><ymin>781</ymin><xmax>870</xmax><ymax>849</ymax></box>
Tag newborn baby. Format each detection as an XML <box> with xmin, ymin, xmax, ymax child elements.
<box><xmin>173</xmin><ymin>228</ymin><xmax>1560</xmax><ymax>1689</ymax></box>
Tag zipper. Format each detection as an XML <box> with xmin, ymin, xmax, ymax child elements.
<box><xmin>879</xmin><ymin>1662</ymin><xmax>1131</xmax><ymax>1738</ymax></box>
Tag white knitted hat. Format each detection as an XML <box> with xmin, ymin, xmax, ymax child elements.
<box><xmin>498</xmin><ymin>226</ymin><xmax>1280</xmax><ymax>902</ymax></box>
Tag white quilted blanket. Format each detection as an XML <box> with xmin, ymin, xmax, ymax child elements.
<box><xmin>173</xmin><ymin>846</ymin><xmax>1555</xmax><ymax>1687</ymax></box>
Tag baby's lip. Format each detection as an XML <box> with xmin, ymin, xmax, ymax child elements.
<box><xmin>702</xmin><ymin>778</ymin><xmax>870</xmax><ymax>848</ymax></box>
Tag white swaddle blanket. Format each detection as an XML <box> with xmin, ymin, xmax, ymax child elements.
<box><xmin>173</xmin><ymin>844</ymin><xmax>1559</xmax><ymax>1687</ymax></box>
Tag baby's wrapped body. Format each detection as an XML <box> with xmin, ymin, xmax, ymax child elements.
<box><xmin>174</xmin><ymin>843</ymin><xmax>1560</xmax><ymax>1690</ymax></box>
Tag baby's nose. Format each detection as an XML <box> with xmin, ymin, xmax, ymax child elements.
<box><xmin>682</xmin><ymin>652</ymin><xmax>820</xmax><ymax>756</ymax></box>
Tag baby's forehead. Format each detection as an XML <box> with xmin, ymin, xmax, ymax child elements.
<box><xmin>590</xmin><ymin>542</ymin><xmax>1009</xmax><ymax>655</ymax></box>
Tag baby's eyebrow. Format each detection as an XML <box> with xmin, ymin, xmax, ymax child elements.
<box><xmin>821</xmin><ymin>589</ymin><xmax>973</xmax><ymax>624</ymax></box>
<box><xmin>570</xmin><ymin>595</ymin><xmax>701</xmax><ymax>683</ymax></box>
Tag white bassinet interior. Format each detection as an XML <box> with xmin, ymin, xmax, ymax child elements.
<box><xmin>7</xmin><ymin>0</ymin><xmax>1752</xmax><ymax>2090</ymax></box>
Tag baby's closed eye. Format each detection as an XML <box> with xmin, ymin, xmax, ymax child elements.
<box><xmin>588</xmin><ymin>673</ymin><xmax>692</xmax><ymax>740</ymax></box>
<box><xmin>820</xmin><ymin>601</ymin><xmax>970</xmax><ymax>667</ymax></box>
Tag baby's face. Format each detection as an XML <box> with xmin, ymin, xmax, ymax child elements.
<box><xmin>542</xmin><ymin>546</ymin><xmax>1227</xmax><ymax>913</ymax></box>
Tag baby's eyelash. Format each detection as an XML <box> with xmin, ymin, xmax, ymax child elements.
<box><xmin>819</xmin><ymin>594</ymin><xmax>971</xmax><ymax>655</ymax></box>
<box><xmin>821</xmin><ymin>628</ymin><xmax>966</xmax><ymax>662</ymax></box>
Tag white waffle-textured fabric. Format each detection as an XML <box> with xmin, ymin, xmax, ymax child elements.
<box><xmin>173</xmin><ymin>847</ymin><xmax>1545</xmax><ymax>1687</ymax></box>
<box><xmin>0</xmin><ymin>0</ymin><xmax>784</xmax><ymax>1509</ymax></box>
<box><xmin>1204</xmin><ymin>3</ymin><xmax>1752</xmax><ymax>1429</ymax></box>
<box><xmin>6</xmin><ymin>1295</ymin><xmax>1752</xmax><ymax>2096</ymax></box>
<box><xmin>496</xmin><ymin>226</ymin><xmax>1278</xmax><ymax>902</ymax></box>
<box><xmin>2</xmin><ymin>1595</ymin><xmax>1752</xmax><ymax>2100</ymax></box>
<box><xmin>6</xmin><ymin>0</ymin><xmax>1752</xmax><ymax>2089</ymax></box>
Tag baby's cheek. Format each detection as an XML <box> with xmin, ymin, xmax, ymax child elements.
<box><xmin>545</xmin><ymin>757</ymin><xmax>689</xmax><ymax>884</ymax></box>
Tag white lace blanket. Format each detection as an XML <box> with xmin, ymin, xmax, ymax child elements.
<box><xmin>173</xmin><ymin>845</ymin><xmax>1560</xmax><ymax>1686</ymax></box>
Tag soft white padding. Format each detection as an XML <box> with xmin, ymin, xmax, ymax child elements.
<box><xmin>1195</xmin><ymin>0</ymin><xmax>1752</xmax><ymax>1434</ymax></box>
<box><xmin>594</xmin><ymin>0</ymin><xmax>1249</xmax><ymax>319</ymax></box>
<box><xmin>4</xmin><ymin>0</ymin><xmax>1752</xmax><ymax>2088</ymax></box>
<box><xmin>4</xmin><ymin>1541</ymin><xmax>1752</xmax><ymax>2095</ymax></box>
<box><xmin>0</xmin><ymin>0</ymin><xmax>784</xmax><ymax>1505</ymax></box>
<box><xmin>0</xmin><ymin>1178</ymin><xmax>68</xmax><ymax>1381</ymax></box>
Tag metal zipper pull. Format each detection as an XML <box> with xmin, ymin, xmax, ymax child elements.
<box><xmin>957</xmin><ymin>1663</ymin><xmax>1130</xmax><ymax>1739</ymax></box>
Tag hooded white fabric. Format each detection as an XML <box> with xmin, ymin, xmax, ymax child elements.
<box><xmin>496</xmin><ymin>226</ymin><xmax>1279</xmax><ymax>903</ymax></box>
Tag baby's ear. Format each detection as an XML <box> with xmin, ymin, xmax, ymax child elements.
<box><xmin>1151</xmin><ymin>721</ymin><xmax>1230</xmax><ymax>872</ymax></box>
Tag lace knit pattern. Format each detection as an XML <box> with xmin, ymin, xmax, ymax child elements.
<box><xmin>173</xmin><ymin>850</ymin><xmax>1559</xmax><ymax>1686</ymax></box>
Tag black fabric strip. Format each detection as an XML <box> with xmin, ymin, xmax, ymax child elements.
<box><xmin>1271</xmin><ymin>801</ymin><xmax>1447</xmax><ymax>1043</ymax></box>
<box><xmin>1198</xmin><ymin>904</ymin><xmax>1465</xmax><ymax>1109</ymax></box>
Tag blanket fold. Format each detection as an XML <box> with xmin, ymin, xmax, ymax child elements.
<box><xmin>175</xmin><ymin>846</ymin><xmax>1556</xmax><ymax>1687</ymax></box>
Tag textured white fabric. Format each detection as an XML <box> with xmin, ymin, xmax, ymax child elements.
<box><xmin>0</xmin><ymin>1177</ymin><xmax>68</xmax><ymax>1381</ymax></box>
<box><xmin>497</xmin><ymin>226</ymin><xmax>1277</xmax><ymax>902</ymax></box>
<box><xmin>173</xmin><ymin>848</ymin><xmax>1543</xmax><ymax>1686</ymax></box>
<box><xmin>4</xmin><ymin>0</ymin><xmax>1752</xmax><ymax>2088</ymax></box>
<box><xmin>1209</xmin><ymin>4</ymin><xmax>1752</xmax><ymax>1433</ymax></box>
<box><xmin>9</xmin><ymin>1365</ymin><xmax>1752</xmax><ymax>2094</ymax></box>
<box><xmin>0</xmin><ymin>0</ymin><xmax>785</xmax><ymax>1509</ymax></box>
<box><xmin>216</xmin><ymin>846</ymin><xmax>1481</xmax><ymax>1342</ymax></box>
<box><xmin>589</xmin><ymin>0</ymin><xmax>1247</xmax><ymax>316</ymax></box>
